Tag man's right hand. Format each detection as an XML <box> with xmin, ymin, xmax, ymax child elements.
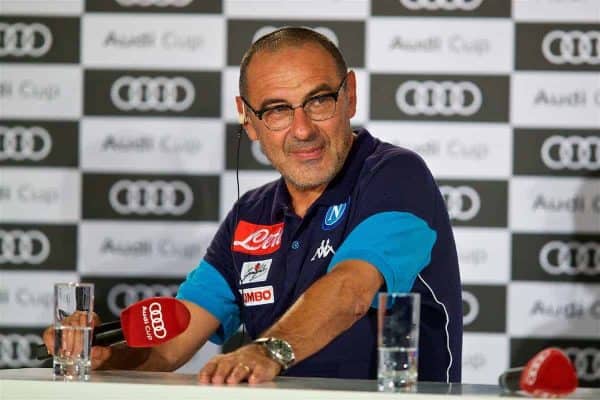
<box><xmin>41</xmin><ymin>313</ymin><xmax>113</xmax><ymax>370</ymax></box>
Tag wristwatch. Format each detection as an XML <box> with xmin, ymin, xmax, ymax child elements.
<box><xmin>253</xmin><ymin>337</ymin><xmax>295</xmax><ymax>370</ymax></box>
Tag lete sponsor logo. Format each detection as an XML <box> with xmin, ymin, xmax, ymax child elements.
<box><xmin>232</xmin><ymin>221</ymin><xmax>284</xmax><ymax>256</ymax></box>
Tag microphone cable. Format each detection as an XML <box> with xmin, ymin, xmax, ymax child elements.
<box><xmin>233</xmin><ymin>124</ymin><xmax>247</xmax><ymax>351</ymax></box>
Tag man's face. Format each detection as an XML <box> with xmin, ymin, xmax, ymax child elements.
<box><xmin>238</xmin><ymin>43</ymin><xmax>357</xmax><ymax>192</ymax></box>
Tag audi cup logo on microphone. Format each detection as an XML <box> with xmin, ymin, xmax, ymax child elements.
<box><xmin>541</xmin><ymin>136</ymin><xmax>599</xmax><ymax>171</ymax></box>
<box><xmin>542</xmin><ymin>30</ymin><xmax>600</xmax><ymax>65</ymax></box>
<box><xmin>0</xmin><ymin>22</ymin><xmax>52</xmax><ymax>57</ymax></box>
<box><xmin>142</xmin><ymin>301</ymin><xmax>167</xmax><ymax>340</ymax></box>
<box><xmin>539</xmin><ymin>241</ymin><xmax>599</xmax><ymax>276</ymax></box>
<box><xmin>395</xmin><ymin>80</ymin><xmax>482</xmax><ymax>116</ymax></box>
<box><xmin>109</xmin><ymin>179</ymin><xmax>193</xmax><ymax>216</ymax></box>
<box><xmin>439</xmin><ymin>185</ymin><xmax>481</xmax><ymax>221</ymax></box>
<box><xmin>0</xmin><ymin>126</ymin><xmax>52</xmax><ymax>162</ymax></box>
<box><xmin>0</xmin><ymin>229</ymin><xmax>50</xmax><ymax>265</ymax></box>
<box><xmin>399</xmin><ymin>0</ymin><xmax>483</xmax><ymax>11</ymax></box>
<box><xmin>110</xmin><ymin>76</ymin><xmax>195</xmax><ymax>112</ymax></box>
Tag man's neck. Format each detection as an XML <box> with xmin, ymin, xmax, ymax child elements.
<box><xmin>287</xmin><ymin>183</ymin><xmax>327</xmax><ymax>219</ymax></box>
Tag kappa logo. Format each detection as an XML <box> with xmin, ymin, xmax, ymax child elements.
<box><xmin>252</xmin><ymin>26</ymin><xmax>339</xmax><ymax>47</ymax></box>
<box><xmin>396</xmin><ymin>80</ymin><xmax>482</xmax><ymax>117</ymax></box>
<box><xmin>240</xmin><ymin>259</ymin><xmax>272</xmax><ymax>284</ymax></box>
<box><xmin>241</xmin><ymin>285</ymin><xmax>274</xmax><ymax>306</ymax></box>
<box><xmin>0</xmin><ymin>22</ymin><xmax>52</xmax><ymax>57</ymax></box>
<box><xmin>400</xmin><ymin>0</ymin><xmax>483</xmax><ymax>10</ymax></box>
<box><xmin>0</xmin><ymin>126</ymin><xmax>52</xmax><ymax>161</ymax></box>
<box><xmin>110</xmin><ymin>76</ymin><xmax>195</xmax><ymax>112</ymax></box>
<box><xmin>541</xmin><ymin>136</ymin><xmax>599</xmax><ymax>171</ymax></box>
<box><xmin>542</xmin><ymin>30</ymin><xmax>600</xmax><ymax>65</ymax></box>
<box><xmin>109</xmin><ymin>179</ymin><xmax>194</xmax><ymax>216</ymax></box>
<box><xmin>0</xmin><ymin>334</ymin><xmax>44</xmax><ymax>368</ymax></box>
<box><xmin>439</xmin><ymin>185</ymin><xmax>481</xmax><ymax>221</ymax></box>
<box><xmin>232</xmin><ymin>221</ymin><xmax>284</xmax><ymax>256</ymax></box>
<box><xmin>115</xmin><ymin>0</ymin><xmax>193</xmax><ymax>6</ymax></box>
<box><xmin>322</xmin><ymin>200</ymin><xmax>348</xmax><ymax>231</ymax></box>
<box><xmin>311</xmin><ymin>239</ymin><xmax>335</xmax><ymax>261</ymax></box>
<box><xmin>539</xmin><ymin>241</ymin><xmax>600</xmax><ymax>276</ymax></box>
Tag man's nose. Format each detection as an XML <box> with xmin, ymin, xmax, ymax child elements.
<box><xmin>289</xmin><ymin>107</ymin><xmax>315</xmax><ymax>139</ymax></box>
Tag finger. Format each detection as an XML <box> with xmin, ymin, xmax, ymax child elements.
<box><xmin>226</xmin><ymin>363</ymin><xmax>252</xmax><ymax>384</ymax></box>
<box><xmin>73</xmin><ymin>312</ymin><xmax>85</xmax><ymax>357</ymax></box>
<box><xmin>90</xmin><ymin>346</ymin><xmax>111</xmax><ymax>370</ymax></box>
<box><xmin>248</xmin><ymin>362</ymin><xmax>280</xmax><ymax>384</ymax></box>
<box><xmin>198</xmin><ymin>360</ymin><xmax>219</xmax><ymax>384</ymax></box>
<box><xmin>42</xmin><ymin>327</ymin><xmax>55</xmax><ymax>355</ymax></box>
<box><xmin>212</xmin><ymin>360</ymin><xmax>236</xmax><ymax>384</ymax></box>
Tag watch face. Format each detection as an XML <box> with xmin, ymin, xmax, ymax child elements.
<box><xmin>266</xmin><ymin>338</ymin><xmax>294</xmax><ymax>366</ymax></box>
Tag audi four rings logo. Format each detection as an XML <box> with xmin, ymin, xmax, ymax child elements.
<box><xmin>439</xmin><ymin>185</ymin><xmax>481</xmax><ymax>221</ymax></box>
<box><xmin>148</xmin><ymin>302</ymin><xmax>167</xmax><ymax>339</ymax></box>
<box><xmin>462</xmin><ymin>290</ymin><xmax>479</xmax><ymax>326</ymax></box>
<box><xmin>0</xmin><ymin>334</ymin><xmax>43</xmax><ymax>368</ymax></box>
<box><xmin>0</xmin><ymin>230</ymin><xmax>50</xmax><ymax>265</ymax></box>
<box><xmin>400</xmin><ymin>0</ymin><xmax>483</xmax><ymax>10</ymax></box>
<box><xmin>109</xmin><ymin>179</ymin><xmax>193</xmax><ymax>216</ymax></box>
<box><xmin>107</xmin><ymin>283</ymin><xmax>178</xmax><ymax>316</ymax></box>
<box><xmin>395</xmin><ymin>81</ymin><xmax>482</xmax><ymax>116</ymax></box>
<box><xmin>253</xmin><ymin>26</ymin><xmax>339</xmax><ymax>46</ymax></box>
<box><xmin>541</xmin><ymin>136</ymin><xmax>599</xmax><ymax>171</ymax></box>
<box><xmin>0</xmin><ymin>126</ymin><xmax>52</xmax><ymax>161</ymax></box>
<box><xmin>115</xmin><ymin>0</ymin><xmax>193</xmax><ymax>6</ymax></box>
<box><xmin>0</xmin><ymin>23</ymin><xmax>52</xmax><ymax>57</ymax></box>
<box><xmin>563</xmin><ymin>347</ymin><xmax>600</xmax><ymax>381</ymax></box>
<box><xmin>539</xmin><ymin>241</ymin><xmax>600</xmax><ymax>276</ymax></box>
<box><xmin>110</xmin><ymin>76</ymin><xmax>195</xmax><ymax>112</ymax></box>
<box><xmin>542</xmin><ymin>30</ymin><xmax>600</xmax><ymax>65</ymax></box>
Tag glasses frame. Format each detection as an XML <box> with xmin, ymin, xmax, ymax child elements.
<box><xmin>240</xmin><ymin>74</ymin><xmax>348</xmax><ymax>131</ymax></box>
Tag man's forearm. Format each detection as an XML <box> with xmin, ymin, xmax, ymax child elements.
<box><xmin>260</xmin><ymin>260</ymin><xmax>383</xmax><ymax>364</ymax></box>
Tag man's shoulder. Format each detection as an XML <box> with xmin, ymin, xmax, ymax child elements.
<box><xmin>363</xmin><ymin>138</ymin><xmax>431</xmax><ymax>178</ymax></box>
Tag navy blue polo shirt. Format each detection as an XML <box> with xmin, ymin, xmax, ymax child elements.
<box><xmin>177</xmin><ymin>129</ymin><xmax>462</xmax><ymax>382</ymax></box>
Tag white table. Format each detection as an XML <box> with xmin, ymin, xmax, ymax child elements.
<box><xmin>1</xmin><ymin>368</ymin><xmax>598</xmax><ymax>400</ymax></box>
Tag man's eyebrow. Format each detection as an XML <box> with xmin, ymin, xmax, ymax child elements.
<box><xmin>258</xmin><ymin>82</ymin><xmax>336</xmax><ymax>110</ymax></box>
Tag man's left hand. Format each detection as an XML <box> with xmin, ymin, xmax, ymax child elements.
<box><xmin>198</xmin><ymin>343</ymin><xmax>282</xmax><ymax>384</ymax></box>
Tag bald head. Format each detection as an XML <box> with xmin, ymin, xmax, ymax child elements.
<box><xmin>239</xmin><ymin>27</ymin><xmax>348</xmax><ymax>99</ymax></box>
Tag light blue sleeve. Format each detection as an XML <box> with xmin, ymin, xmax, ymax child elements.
<box><xmin>176</xmin><ymin>260</ymin><xmax>240</xmax><ymax>345</ymax></box>
<box><xmin>327</xmin><ymin>211</ymin><xmax>436</xmax><ymax>306</ymax></box>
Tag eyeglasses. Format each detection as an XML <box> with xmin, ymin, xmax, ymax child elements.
<box><xmin>240</xmin><ymin>74</ymin><xmax>348</xmax><ymax>131</ymax></box>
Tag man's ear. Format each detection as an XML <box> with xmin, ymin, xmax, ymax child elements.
<box><xmin>235</xmin><ymin>96</ymin><xmax>258</xmax><ymax>141</ymax></box>
<box><xmin>344</xmin><ymin>71</ymin><xmax>357</xmax><ymax>119</ymax></box>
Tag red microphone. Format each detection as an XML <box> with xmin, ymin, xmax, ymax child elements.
<box><xmin>499</xmin><ymin>348</ymin><xmax>578</xmax><ymax>397</ymax></box>
<box><xmin>35</xmin><ymin>297</ymin><xmax>190</xmax><ymax>359</ymax></box>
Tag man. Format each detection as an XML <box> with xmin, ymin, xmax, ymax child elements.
<box><xmin>43</xmin><ymin>27</ymin><xmax>462</xmax><ymax>384</ymax></box>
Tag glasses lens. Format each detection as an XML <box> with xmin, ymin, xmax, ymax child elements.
<box><xmin>263</xmin><ymin>106</ymin><xmax>293</xmax><ymax>131</ymax></box>
<box><xmin>305</xmin><ymin>95</ymin><xmax>336</xmax><ymax>121</ymax></box>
